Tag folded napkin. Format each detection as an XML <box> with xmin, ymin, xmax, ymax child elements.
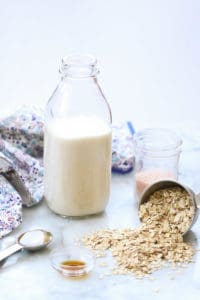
<box><xmin>0</xmin><ymin>107</ymin><xmax>134</xmax><ymax>238</ymax></box>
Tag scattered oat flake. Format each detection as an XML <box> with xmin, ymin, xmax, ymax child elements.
<box><xmin>98</xmin><ymin>262</ymin><xmax>107</xmax><ymax>267</ymax></box>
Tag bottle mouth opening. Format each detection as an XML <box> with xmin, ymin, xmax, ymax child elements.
<box><xmin>62</xmin><ymin>54</ymin><xmax>97</xmax><ymax>67</ymax></box>
<box><xmin>60</xmin><ymin>54</ymin><xmax>98</xmax><ymax>78</ymax></box>
<box><xmin>134</xmin><ymin>128</ymin><xmax>182</xmax><ymax>157</ymax></box>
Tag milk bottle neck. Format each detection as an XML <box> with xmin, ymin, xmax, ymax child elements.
<box><xmin>46</xmin><ymin>55</ymin><xmax>112</xmax><ymax>125</ymax></box>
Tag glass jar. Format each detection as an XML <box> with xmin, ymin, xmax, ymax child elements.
<box><xmin>44</xmin><ymin>55</ymin><xmax>112</xmax><ymax>217</ymax></box>
<box><xmin>133</xmin><ymin>128</ymin><xmax>182</xmax><ymax>200</ymax></box>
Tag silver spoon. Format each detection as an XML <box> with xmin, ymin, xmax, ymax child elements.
<box><xmin>0</xmin><ymin>229</ymin><xmax>53</xmax><ymax>263</ymax></box>
<box><xmin>139</xmin><ymin>179</ymin><xmax>200</xmax><ymax>235</ymax></box>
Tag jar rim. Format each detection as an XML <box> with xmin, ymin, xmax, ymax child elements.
<box><xmin>62</xmin><ymin>54</ymin><xmax>97</xmax><ymax>67</ymax></box>
<box><xmin>134</xmin><ymin>128</ymin><xmax>182</xmax><ymax>155</ymax></box>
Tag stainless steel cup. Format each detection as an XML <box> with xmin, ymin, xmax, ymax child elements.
<box><xmin>139</xmin><ymin>179</ymin><xmax>200</xmax><ymax>235</ymax></box>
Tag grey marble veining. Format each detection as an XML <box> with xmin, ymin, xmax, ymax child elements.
<box><xmin>1</xmin><ymin>130</ymin><xmax>200</xmax><ymax>300</ymax></box>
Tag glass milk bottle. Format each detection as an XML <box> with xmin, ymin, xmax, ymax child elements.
<box><xmin>44</xmin><ymin>55</ymin><xmax>112</xmax><ymax>217</ymax></box>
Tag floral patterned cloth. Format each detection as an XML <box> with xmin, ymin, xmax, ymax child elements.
<box><xmin>112</xmin><ymin>121</ymin><xmax>135</xmax><ymax>173</ymax></box>
<box><xmin>0</xmin><ymin>106</ymin><xmax>134</xmax><ymax>238</ymax></box>
<box><xmin>0</xmin><ymin>107</ymin><xmax>44</xmax><ymax>238</ymax></box>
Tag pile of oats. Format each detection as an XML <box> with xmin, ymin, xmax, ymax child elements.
<box><xmin>139</xmin><ymin>187</ymin><xmax>194</xmax><ymax>235</ymax></box>
<box><xmin>82</xmin><ymin>187</ymin><xmax>195</xmax><ymax>277</ymax></box>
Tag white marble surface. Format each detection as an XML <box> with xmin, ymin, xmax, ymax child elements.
<box><xmin>1</xmin><ymin>130</ymin><xmax>200</xmax><ymax>300</ymax></box>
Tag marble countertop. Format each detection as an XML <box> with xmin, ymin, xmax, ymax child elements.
<box><xmin>1</xmin><ymin>130</ymin><xmax>200</xmax><ymax>300</ymax></box>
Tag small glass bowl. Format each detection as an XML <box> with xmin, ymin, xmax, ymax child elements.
<box><xmin>50</xmin><ymin>246</ymin><xmax>95</xmax><ymax>277</ymax></box>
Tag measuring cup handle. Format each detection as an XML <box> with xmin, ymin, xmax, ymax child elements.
<box><xmin>0</xmin><ymin>243</ymin><xmax>23</xmax><ymax>263</ymax></box>
<box><xmin>195</xmin><ymin>193</ymin><xmax>200</xmax><ymax>208</ymax></box>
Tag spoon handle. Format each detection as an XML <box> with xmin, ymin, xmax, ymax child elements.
<box><xmin>0</xmin><ymin>243</ymin><xmax>23</xmax><ymax>263</ymax></box>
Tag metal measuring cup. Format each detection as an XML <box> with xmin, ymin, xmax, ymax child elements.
<box><xmin>138</xmin><ymin>179</ymin><xmax>200</xmax><ymax>235</ymax></box>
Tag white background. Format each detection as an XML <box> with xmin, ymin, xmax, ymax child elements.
<box><xmin>0</xmin><ymin>0</ymin><xmax>200</xmax><ymax>128</ymax></box>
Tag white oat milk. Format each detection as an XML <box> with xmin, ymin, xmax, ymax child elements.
<box><xmin>44</xmin><ymin>116</ymin><xmax>112</xmax><ymax>217</ymax></box>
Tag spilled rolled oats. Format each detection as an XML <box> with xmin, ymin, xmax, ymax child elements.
<box><xmin>82</xmin><ymin>187</ymin><xmax>195</xmax><ymax>277</ymax></box>
<box><xmin>139</xmin><ymin>187</ymin><xmax>194</xmax><ymax>235</ymax></box>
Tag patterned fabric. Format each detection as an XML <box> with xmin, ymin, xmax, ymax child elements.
<box><xmin>0</xmin><ymin>107</ymin><xmax>44</xmax><ymax>238</ymax></box>
<box><xmin>0</xmin><ymin>176</ymin><xmax>22</xmax><ymax>237</ymax></box>
<box><xmin>112</xmin><ymin>121</ymin><xmax>135</xmax><ymax>173</ymax></box>
<box><xmin>0</xmin><ymin>106</ymin><xmax>43</xmax><ymax>158</ymax></box>
<box><xmin>0</xmin><ymin>106</ymin><xmax>134</xmax><ymax>238</ymax></box>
